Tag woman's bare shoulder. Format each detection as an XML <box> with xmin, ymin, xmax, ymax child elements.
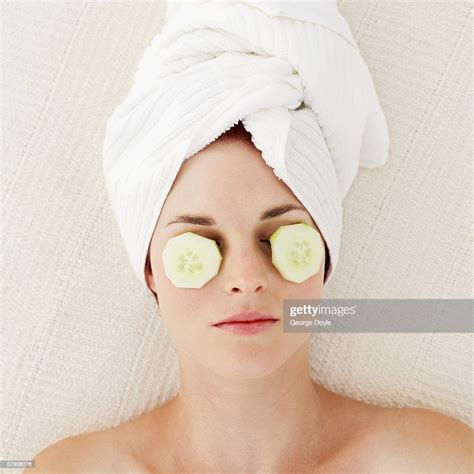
<box><xmin>322</xmin><ymin>391</ymin><xmax>472</xmax><ymax>473</ymax></box>
<box><xmin>30</xmin><ymin>400</ymin><xmax>170</xmax><ymax>473</ymax></box>
<box><xmin>364</xmin><ymin>406</ymin><xmax>473</xmax><ymax>473</ymax></box>
<box><xmin>30</xmin><ymin>425</ymin><xmax>141</xmax><ymax>474</ymax></box>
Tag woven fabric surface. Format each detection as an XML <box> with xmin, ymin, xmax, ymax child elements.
<box><xmin>2</xmin><ymin>0</ymin><xmax>472</xmax><ymax>462</ymax></box>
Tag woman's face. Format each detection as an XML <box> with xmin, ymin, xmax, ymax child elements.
<box><xmin>146</xmin><ymin>133</ymin><xmax>326</xmax><ymax>379</ymax></box>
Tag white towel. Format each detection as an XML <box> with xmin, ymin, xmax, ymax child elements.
<box><xmin>102</xmin><ymin>0</ymin><xmax>390</xmax><ymax>290</ymax></box>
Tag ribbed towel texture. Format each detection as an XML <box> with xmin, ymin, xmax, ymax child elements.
<box><xmin>102</xmin><ymin>0</ymin><xmax>390</xmax><ymax>289</ymax></box>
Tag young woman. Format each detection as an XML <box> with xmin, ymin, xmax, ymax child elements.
<box><xmin>32</xmin><ymin>122</ymin><xmax>473</xmax><ymax>473</ymax></box>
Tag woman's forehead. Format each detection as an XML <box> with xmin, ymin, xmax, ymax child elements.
<box><xmin>164</xmin><ymin>147</ymin><xmax>294</xmax><ymax>208</ymax></box>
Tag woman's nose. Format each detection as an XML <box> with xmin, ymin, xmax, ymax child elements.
<box><xmin>221</xmin><ymin>243</ymin><xmax>269</xmax><ymax>294</ymax></box>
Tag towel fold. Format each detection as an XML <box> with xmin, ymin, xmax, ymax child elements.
<box><xmin>102</xmin><ymin>0</ymin><xmax>390</xmax><ymax>289</ymax></box>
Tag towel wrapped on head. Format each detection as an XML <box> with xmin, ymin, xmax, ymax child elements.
<box><xmin>102</xmin><ymin>0</ymin><xmax>390</xmax><ymax>291</ymax></box>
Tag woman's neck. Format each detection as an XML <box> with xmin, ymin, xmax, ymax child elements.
<box><xmin>159</xmin><ymin>342</ymin><xmax>334</xmax><ymax>472</ymax></box>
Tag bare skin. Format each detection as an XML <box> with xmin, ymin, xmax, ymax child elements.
<box><xmin>31</xmin><ymin>123</ymin><xmax>474</xmax><ymax>473</ymax></box>
<box><xmin>31</xmin><ymin>384</ymin><xmax>473</xmax><ymax>473</ymax></box>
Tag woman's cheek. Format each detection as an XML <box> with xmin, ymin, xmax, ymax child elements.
<box><xmin>279</xmin><ymin>276</ymin><xmax>323</xmax><ymax>300</ymax></box>
<box><xmin>163</xmin><ymin>291</ymin><xmax>208</xmax><ymax>327</ymax></box>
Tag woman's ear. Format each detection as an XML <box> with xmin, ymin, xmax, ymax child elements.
<box><xmin>145</xmin><ymin>256</ymin><xmax>160</xmax><ymax>306</ymax></box>
<box><xmin>145</xmin><ymin>253</ymin><xmax>157</xmax><ymax>294</ymax></box>
<box><xmin>323</xmin><ymin>241</ymin><xmax>330</xmax><ymax>284</ymax></box>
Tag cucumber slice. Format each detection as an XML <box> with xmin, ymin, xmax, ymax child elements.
<box><xmin>162</xmin><ymin>232</ymin><xmax>222</xmax><ymax>288</ymax></box>
<box><xmin>269</xmin><ymin>222</ymin><xmax>324</xmax><ymax>283</ymax></box>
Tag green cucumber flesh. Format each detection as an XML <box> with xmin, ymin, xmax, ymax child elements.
<box><xmin>162</xmin><ymin>223</ymin><xmax>323</xmax><ymax>288</ymax></box>
<box><xmin>162</xmin><ymin>232</ymin><xmax>222</xmax><ymax>288</ymax></box>
<box><xmin>269</xmin><ymin>222</ymin><xmax>324</xmax><ymax>283</ymax></box>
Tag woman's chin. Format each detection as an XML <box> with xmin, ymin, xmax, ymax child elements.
<box><xmin>208</xmin><ymin>347</ymin><xmax>288</xmax><ymax>380</ymax></box>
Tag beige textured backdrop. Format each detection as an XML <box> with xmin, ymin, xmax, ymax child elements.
<box><xmin>2</xmin><ymin>0</ymin><xmax>472</xmax><ymax>462</ymax></box>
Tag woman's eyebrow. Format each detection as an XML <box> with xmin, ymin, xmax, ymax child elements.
<box><xmin>165</xmin><ymin>203</ymin><xmax>308</xmax><ymax>227</ymax></box>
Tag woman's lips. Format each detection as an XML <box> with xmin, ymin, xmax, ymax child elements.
<box><xmin>213</xmin><ymin>319</ymin><xmax>278</xmax><ymax>335</ymax></box>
